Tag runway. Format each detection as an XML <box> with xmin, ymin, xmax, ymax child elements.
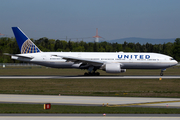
<box><xmin>1</xmin><ymin>94</ymin><xmax>180</xmax><ymax>108</ymax></box>
<box><xmin>0</xmin><ymin>75</ymin><xmax>180</xmax><ymax>79</ymax></box>
<box><xmin>1</xmin><ymin>114</ymin><xmax>180</xmax><ymax>120</ymax></box>
<box><xmin>1</xmin><ymin>94</ymin><xmax>180</xmax><ymax>119</ymax></box>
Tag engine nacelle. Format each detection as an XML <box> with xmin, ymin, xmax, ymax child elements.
<box><xmin>105</xmin><ymin>63</ymin><xmax>126</xmax><ymax>73</ymax></box>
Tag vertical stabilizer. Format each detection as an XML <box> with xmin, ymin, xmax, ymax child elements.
<box><xmin>12</xmin><ymin>27</ymin><xmax>41</xmax><ymax>54</ymax></box>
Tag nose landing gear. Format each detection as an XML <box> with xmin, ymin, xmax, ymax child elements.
<box><xmin>160</xmin><ymin>72</ymin><xmax>163</xmax><ymax>76</ymax></box>
<box><xmin>160</xmin><ymin>69</ymin><xmax>166</xmax><ymax>76</ymax></box>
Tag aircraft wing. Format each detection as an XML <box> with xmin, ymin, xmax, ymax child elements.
<box><xmin>52</xmin><ymin>55</ymin><xmax>104</xmax><ymax>65</ymax></box>
<box><xmin>4</xmin><ymin>53</ymin><xmax>34</xmax><ymax>59</ymax></box>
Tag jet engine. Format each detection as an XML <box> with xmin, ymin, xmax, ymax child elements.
<box><xmin>104</xmin><ymin>63</ymin><xmax>126</xmax><ymax>73</ymax></box>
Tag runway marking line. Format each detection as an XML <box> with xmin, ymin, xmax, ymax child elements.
<box><xmin>108</xmin><ymin>100</ymin><xmax>180</xmax><ymax>107</ymax></box>
<box><xmin>1</xmin><ymin>116</ymin><xmax>180</xmax><ymax>118</ymax></box>
<box><xmin>0</xmin><ymin>100</ymin><xmax>104</xmax><ymax>105</ymax></box>
<box><xmin>0</xmin><ymin>75</ymin><xmax>180</xmax><ymax>79</ymax></box>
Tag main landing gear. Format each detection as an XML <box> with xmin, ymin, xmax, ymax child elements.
<box><xmin>160</xmin><ymin>69</ymin><xmax>166</xmax><ymax>76</ymax></box>
<box><xmin>84</xmin><ymin>72</ymin><xmax>100</xmax><ymax>76</ymax></box>
<box><xmin>84</xmin><ymin>66</ymin><xmax>100</xmax><ymax>76</ymax></box>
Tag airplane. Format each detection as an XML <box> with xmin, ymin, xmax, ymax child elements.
<box><xmin>4</xmin><ymin>27</ymin><xmax>178</xmax><ymax>76</ymax></box>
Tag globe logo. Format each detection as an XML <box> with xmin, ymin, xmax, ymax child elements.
<box><xmin>21</xmin><ymin>39</ymin><xmax>41</xmax><ymax>54</ymax></box>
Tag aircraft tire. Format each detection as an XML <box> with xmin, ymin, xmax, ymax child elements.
<box><xmin>96</xmin><ymin>72</ymin><xmax>100</xmax><ymax>76</ymax></box>
<box><xmin>84</xmin><ymin>72</ymin><xmax>88</xmax><ymax>76</ymax></box>
<box><xmin>84</xmin><ymin>72</ymin><xmax>100</xmax><ymax>76</ymax></box>
<box><xmin>160</xmin><ymin>72</ymin><xmax>163</xmax><ymax>76</ymax></box>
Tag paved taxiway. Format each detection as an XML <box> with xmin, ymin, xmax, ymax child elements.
<box><xmin>1</xmin><ymin>94</ymin><xmax>180</xmax><ymax>108</ymax></box>
<box><xmin>0</xmin><ymin>75</ymin><xmax>180</xmax><ymax>79</ymax></box>
<box><xmin>1</xmin><ymin>114</ymin><xmax>180</xmax><ymax>120</ymax></box>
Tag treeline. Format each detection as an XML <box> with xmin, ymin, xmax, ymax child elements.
<box><xmin>0</xmin><ymin>37</ymin><xmax>180</xmax><ymax>63</ymax></box>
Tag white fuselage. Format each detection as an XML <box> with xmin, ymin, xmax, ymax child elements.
<box><xmin>11</xmin><ymin>52</ymin><xmax>178</xmax><ymax>70</ymax></box>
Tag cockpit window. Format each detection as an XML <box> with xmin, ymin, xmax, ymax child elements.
<box><xmin>170</xmin><ymin>58</ymin><xmax>175</xmax><ymax>60</ymax></box>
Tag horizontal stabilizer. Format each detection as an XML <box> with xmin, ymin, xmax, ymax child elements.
<box><xmin>4</xmin><ymin>53</ymin><xmax>34</xmax><ymax>59</ymax></box>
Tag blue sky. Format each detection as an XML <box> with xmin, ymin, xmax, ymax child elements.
<box><xmin>1</xmin><ymin>0</ymin><xmax>180</xmax><ymax>41</ymax></box>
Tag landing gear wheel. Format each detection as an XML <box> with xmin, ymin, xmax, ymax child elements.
<box><xmin>160</xmin><ymin>72</ymin><xmax>163</xmax><ymax>76</ymax></box>
<box><xmin>84</xmin><ymin>72</ymin><xmax>100</xmax><ymax>76</ymax></box>
<box><xmin>160</xmin><ymin>69</ymin><xmax>166</xmax><ymax>76</ymax></box>
<box><xmin>88</xmin><ymin>72</ymin><xmax>92</xmax><ymax>76</ymax></box>
<box><xmin>96</xmin><ymin>72</ymin><xmax>100</xmax><ymax>76</ymax></box>
<box><xmin>84</xmin><ymin>72</ymin><xmax>88</xmax><ymax>76</ymax></box>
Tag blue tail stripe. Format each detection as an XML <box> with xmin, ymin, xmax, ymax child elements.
<box><xmin>12</xmin><ymin>27</ymin><xmax>28</xmax><ymax>51</ymax></box>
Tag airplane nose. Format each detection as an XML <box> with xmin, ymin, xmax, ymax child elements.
<box><xmin>174</xmin><ymin>60</ymin><xmax>178</xmax><ymax>65</ymax></box>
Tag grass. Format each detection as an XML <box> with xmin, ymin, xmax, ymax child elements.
<box><xmin>0</xmin><ymin>66</ymin><xmax>180</xmax><ymax>97</ymax></box>
<box><xmin>0</xmin><ymin>104</ymin><xmax>180</xmax><ymax>114</ymax></box>
<box><xmin>0</xmin><ymin>66</ymin><xmax>180</xmax><ymax>76</ymax></box>
<box><xmin>0</xmin><ymin>78</ymin><xmax>180</xmax><ymax>97</ymax></box>
<box><xmin>0</xmin><ymin>66</ymin><xmax>180</xmax><ymax>114</ymax></box>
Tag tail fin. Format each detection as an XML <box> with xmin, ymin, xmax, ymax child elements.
<box><xmin>12</xmin><ymin>27</ymin><xmax>41</xmax><ymax>54</ymax></box>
